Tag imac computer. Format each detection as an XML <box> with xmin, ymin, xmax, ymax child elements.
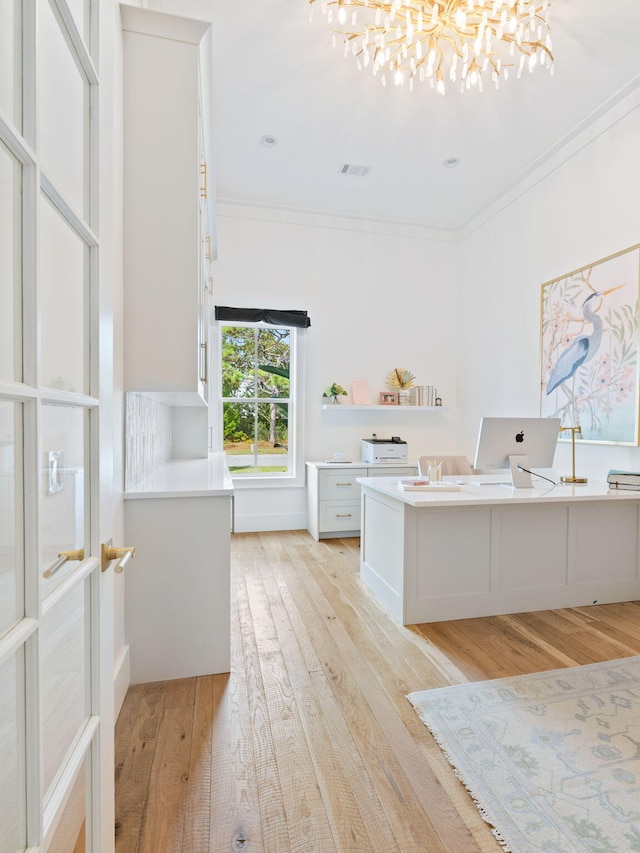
<box><xmin>473</xmin><ymin>417</ymin><xmax>561</xmax><ymax>488</ymax></box>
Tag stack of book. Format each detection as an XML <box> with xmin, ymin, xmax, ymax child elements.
<box><xmin>607</xmin><ymin>470</ymin><xmax>640</xmax><ymax>490</ymax></box>
<box><xmin>413</xmin><ymin>386</ymin><xmax>437</xmax><ymax>406</ymax></box>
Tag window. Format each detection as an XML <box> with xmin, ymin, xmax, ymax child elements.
<box><xmin>219</xmin><ymin>323</ymin><xmax>300</xmax><ymax>480</ymax></box>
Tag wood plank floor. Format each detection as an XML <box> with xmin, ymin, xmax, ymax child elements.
<box><xmin>114</xmin><ymin>530</ymin><xmax>640</xmax><ymax>852</ymax></box>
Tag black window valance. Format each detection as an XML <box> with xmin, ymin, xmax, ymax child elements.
<box><xmin>214</xmin><ymin>306</ymin><xmax>311</xmax><ymax>329</ymax></box>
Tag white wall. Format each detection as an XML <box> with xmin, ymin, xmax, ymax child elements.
<box><xmin>458</xmin><ymin>93</ymin><xmax>640</xmax><ymax>480</ymax></box>
<box><xmin>213</xmin><ymin>207</ymin><xmax>460</xmax><ymax>530</ymax></box>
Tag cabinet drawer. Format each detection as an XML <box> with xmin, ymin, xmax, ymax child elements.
<box><xmin>319</xmin><ymin>501</ymin><xmax>361</xmax><ymax>531</ymax></box>
<box><xmin>319</xmin><ymin>470</ymin><xmax>366</xmax><ymax>500</ymax></box>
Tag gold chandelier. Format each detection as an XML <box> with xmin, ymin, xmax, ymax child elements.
<box><xmin>309</xmin><ymin>0</ymin><xmax>554</xmax><ymax>94</ymax></box>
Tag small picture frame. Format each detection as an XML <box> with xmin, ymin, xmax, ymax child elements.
<box><xmin>352</xmin><ymin>380</ymin><xmax>372</xmax><ymax>405</ymax></box>
<box><xmin>379</xmin><ymin>391</ymin><xmax>398</xmax><ymax>405</ymax></box>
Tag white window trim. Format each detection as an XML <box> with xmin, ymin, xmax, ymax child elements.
<box><xmin>211</xmin><ymin>320</ymin><xmax>305</xmax><ymax>489</ymax></box>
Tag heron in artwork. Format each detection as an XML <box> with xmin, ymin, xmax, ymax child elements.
<box><xmin>546</xmin><ymin>285</ymin><xmax>624</xmax><ymax>395</ymax></box>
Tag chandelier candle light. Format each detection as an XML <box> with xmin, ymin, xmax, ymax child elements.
<box><xmin>308</xmin><ymin>0</ymin><xmax>553</xmax><ymax>94</ymax></box>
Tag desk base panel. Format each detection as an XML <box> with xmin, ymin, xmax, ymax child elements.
<box><xmin>360</xmin><ymin>488</ymin><xmax>640</xmax><ymax>625</ymax></box>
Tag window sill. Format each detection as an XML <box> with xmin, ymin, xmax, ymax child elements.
<box><xmin>229</xmin><ymin>473</ymin><xmax>305</xmax><ymax>489</ymax></box>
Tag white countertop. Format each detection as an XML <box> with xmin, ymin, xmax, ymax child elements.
<box><xmin>306</xmin><ymin>460</ymin><xmax>416</xmax><ymax>469</ymax></box>
<box><xmin>359</xmin><ymin>474</ymin><xmax>640</xmax><ymax>508</ymax></box>
<box><xmin>124</xmin><ymin>452</ymin><xmax>234</xmax><ymax>499</ymax></box>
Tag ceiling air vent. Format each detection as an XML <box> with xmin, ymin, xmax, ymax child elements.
<box><xmin>340</xmin><ymin>163</ymin><xmax>371</xmax><ymax>178</ymax></box>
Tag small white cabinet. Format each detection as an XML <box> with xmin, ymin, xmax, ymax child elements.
<box><xmin>306</xmin><ymin>461</ymin><xmax>418</xmax><ymax>540</ymax></box>
<box><xmin>123</xmin><ymin>453</ymin><xmax>234</xmax><ymax>683</ymax></box>
<box><xmin>124</xmin><ymin>494</ymin><xmax>231</xmax><ymax>682</ymax></box>
<box><xmin>122</xmin><ymin>6</ymin><xmax>215</xmax><ymax>406</ymax></box>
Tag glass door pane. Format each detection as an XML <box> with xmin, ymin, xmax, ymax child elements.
<box><xmin>41</xmin><ymin>580</ymin><xmax>89</xmax><ymax>801</ymax></box>
<box><xmin>0</xmin><ymin>140</ymin><xmax>21</xmax><ymax>383</ymax></box>
<box><xmin>0</xmin><ymin>649</ymin><xmax>25</xmax><ymax>853</ymax></box>
<box><xmin>0</xmin><ymin>401</ymin><xmax>22</xmax><ymax>638</ymax></box>
<box><xmin>38</xmin><ymin>0</ymin><xmax>86</xmax><ymax>214</ymax></box>
<box><xmin>40</xmin><ymin>405</ymin><xmax>86</xmax><ymax>597</ymax></box>
<box><xmin>64</xmin><ymin>0</ymin><xmax>88</xmax><ymax>47</ymax></box>
<box><xmin>39</xmin><ymin>197</ymin><xmax>87</xmax><ymax>395</ymax></box>
<box><xmin>0</xmin><ymin>0</ymin><xmax>21</xmax><ymax>130</ymax></box>
<box><xmin>46</xmin><ymin>755</ymin><xmax>88</xmax><ymax>853</ymax></box>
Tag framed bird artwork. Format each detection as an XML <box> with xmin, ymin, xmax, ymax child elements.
<box><xmin>540</xmin><ymin>243</ymin><xmax>640</xmax><ymax>444</ymax></box>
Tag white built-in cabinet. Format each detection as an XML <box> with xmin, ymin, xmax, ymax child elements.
<box><xmin>121</xmin><ymin>7</ymin><xmax>231</xmax><ymax>683</ymax></box>
<box><xmin>306</xmin><ymin>461</ymin><xmax>418</xmax><ymax>540</ymax></box>
<box><xmin>122</xmin><ymin>6</ymin><xmax>215</xmax><ymax>407</ymax></box>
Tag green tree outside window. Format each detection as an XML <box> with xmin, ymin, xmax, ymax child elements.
<box><xmin>221</xmin><ymin>325</ymin><xmax>292</xmax><ymax>475</ymax></box>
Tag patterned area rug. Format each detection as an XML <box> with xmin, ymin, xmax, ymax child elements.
<box><xmin>408</xmin><ymin>656</ymin><xmax>640</xmax><ymax>853</ymax></box>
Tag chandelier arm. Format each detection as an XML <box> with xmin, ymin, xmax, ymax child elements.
<box><xmin>411</xmin><ymin>39</ymin><xmax>450</xmax><ymax>75</ymax></box>
<box><xmin>338</xmin><ymin>30</ymin><xmax>553</xmax><ymax>65</ymax></box>
<box><xmin>336</xmin><ymin>28</ymin><xmax>408</xmax><ymax>51</ymax></box>
<box><xmin>500</xmin><ymin>33</ymin><xmax>554</xmax><ymax>61</ymax></box>
<box><xmin>317</xmin><ymin>0</ymin><xmax>550</xmax><ymax>22</ymax></box>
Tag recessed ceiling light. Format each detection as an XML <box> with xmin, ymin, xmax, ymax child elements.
<box><xmin>443</xmin><ymin>157</ymin><xmax>461</xmax><ymax>168</ymax></box>
<box><xmin>260</xmin><ymin>135</ymin><xmax>278</xmax><ymax>147</ymax></box>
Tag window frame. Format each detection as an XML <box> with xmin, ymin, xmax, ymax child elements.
<box><xmin>213</xmin><ymin>320</ymin><xmax>305</xmax><ymax>489</ymax></box>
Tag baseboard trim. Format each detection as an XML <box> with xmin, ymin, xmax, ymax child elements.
<box><xmin>114</xmin><ymin>644</ymin><xmax>130</xmax><ymax>720</ymax></box>
<box><xmin>233</xmin><ymin>512</ymin><xmax>307</xmax><ymax>533</ymax></box>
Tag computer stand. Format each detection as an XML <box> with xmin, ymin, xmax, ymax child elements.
<box><xmin>508</xmin><ymin>455</ymin><xmax>532</xmax><ymax>488</ymax></box>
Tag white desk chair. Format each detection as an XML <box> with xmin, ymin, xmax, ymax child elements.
<box><xmin>417</xmin><ymin>454</ymin><xmax>473</xmax><ymax>477</ymax></box>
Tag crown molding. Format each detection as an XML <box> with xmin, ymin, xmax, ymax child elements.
<box><xmin>457</xmin><ymin>72</ymin><xmax>640</xmax><ymax>239</ymax></box>
<box><xmin>217</xmin><ymin>74</ymin><xmax>640</xmax><ymax>245</ymax></box>
<box><xmin>216</xmin><ymin>200</ymin><xmax>460</xmax><ymax>243</ymax></box>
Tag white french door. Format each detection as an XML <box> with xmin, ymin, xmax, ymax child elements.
<box><xmin>0</xmin><ymin>0</ymin><xmax>113</xmax><ymax>850</ymax></box>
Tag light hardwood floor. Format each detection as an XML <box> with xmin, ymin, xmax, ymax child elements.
<box><xmin>115</xmin><ymin>530</ymin><xmax>640</xmax><ymax>852</ymax></box>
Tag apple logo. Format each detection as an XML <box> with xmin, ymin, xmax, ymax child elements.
<box><xmin>515</xmin><ymin>431</ymin><xmax>525</xmax><ymax>443</ymax></box>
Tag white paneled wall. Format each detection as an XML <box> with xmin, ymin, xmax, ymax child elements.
<box><xmin>213</xmin><ymin>209</ymin><xmax>460</xmax><ymax>462</ymax></box>
<box><xmin>212</xmin><ymin>208</ymin><xmax>461</xmax><ymax>530</ymax></box>
<box><xmin>458</xmin><ymin>94</ymin><xmax>640</xmax><ymax>480</ymax></box>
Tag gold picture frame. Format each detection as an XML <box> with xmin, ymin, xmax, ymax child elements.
<box><xmin>540</xmin><ymin>243</ymin><xmax>640</xmax><ymax>444</ymax></box>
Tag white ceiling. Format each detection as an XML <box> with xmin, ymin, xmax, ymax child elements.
<box><xmin>208</xmin><ymin>1</ymin><xmax>640</xmax><ymax>231</ymax></box>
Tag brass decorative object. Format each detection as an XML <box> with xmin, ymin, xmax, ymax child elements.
<box><xmin>309</xmin><ymin>0</ymin><xmax>553</xmax><ymax>95</ymax></box>
<box><xmin>385</xmin><ymin>368</ymin><xmax>415</xmax><ymax>389</ymax></box>
<box><xmin>559</xmin><ymin>425</ymin><xmax>587</xmax><ymax>484</ymax></box>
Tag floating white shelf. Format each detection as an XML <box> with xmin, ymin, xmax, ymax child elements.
<box><xmin>321</xmin><ymin>404</ymin><xmax>449</xmax><ymax>411</ymax></box>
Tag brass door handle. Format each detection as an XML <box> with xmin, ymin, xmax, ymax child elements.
<box><xmin>43</xmin><ymin>549</ymin><xmax>84</xmax><ymax>578</ymax></box>
<box><xmin>102</xmin><ymin>544</ymin><xmax>136</xmax><ymax>573</ymax></box>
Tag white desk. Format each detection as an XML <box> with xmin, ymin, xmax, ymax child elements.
<box><xmin>359</xmin><ymin>475</ymin><xmax>640</xmax><ymax>625</ymax></box>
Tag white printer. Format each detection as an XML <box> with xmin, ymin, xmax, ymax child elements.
<box><xmin>361</xmin><ymin>436</ymin><xmax>408</xmax><ymax>464</ymax></box>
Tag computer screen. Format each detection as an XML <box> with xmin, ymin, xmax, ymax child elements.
<box><xmin>473</xmin><ymin>417</ymin><xmax>561</xmax><ymax>470</ymax></box>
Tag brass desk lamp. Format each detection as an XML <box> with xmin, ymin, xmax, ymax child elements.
<box><xmin>559</xmin><ymin>425</ymin><xmax>587</xmax><ymax>484</ymax></box>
